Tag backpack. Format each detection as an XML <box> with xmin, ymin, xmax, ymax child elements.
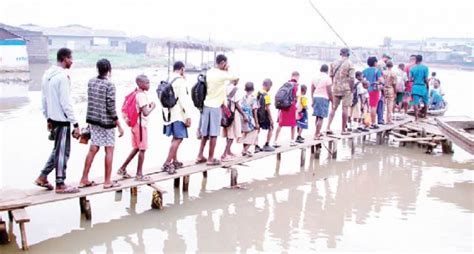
<box><xmin>191</xmin><ymin>74</ymin><xmax>207</xmax><ymax>111</ymax></box>
<box><xmin>220</xmin><ymin>87</ymin><xmax>238</xmax><ymax>128</ymax></box>
<box><xmin>122</xmin><ymin>89</ymin><xmax>139</xmax><ymax>127</ymax></box>
<box><xmin>256</xmin><ymin>92</ymin><xmax>268</xmax><ymax>124</ymax></box>
<box><xmin>156</xmin><ymin>77</ymin><xmax>180</xmax><ymax>108</ymax></box>
<box><xmin>275</xmin><ymin>82</ymin><xmax>295</xmax><ymax>109</ymax></box>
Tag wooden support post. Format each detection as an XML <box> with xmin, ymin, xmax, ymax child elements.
<box><xmin>311</xmin><ymin>145</ymin><xmax>315</xmax><ymax>154</ymax></box>
<box><xmin>11</xmin><ymin>209</ymin><xmax>30</xmax><ymax>250</ymax></box>
<box><xmin>130</xmin><ymin>187</ymin><xmax>138</xmax><ymax>196</ymax></box>
<box><xmin>276</xmin><ymin>153</ymin><xmax>281</xmax><ymax>161</ymax></box>
<box><xmin>202</xmin><ymin>171</ymin><xmax>208</xmax><ymax>178</ymax></box>
<box><xmin>332</xmin><ymin>140</ymin><xmax>338</xmax><ymax>159</ymax></box>
<box><xmin>7</xmin><ymin>211</ymin><xmax>13</xmax><ymax>244</ymax></box>
<box><xmin>376</xmin><ymin>132</ymin><xmax>382</xmax><ymax>145</ymax></box>
<box><xmin>84</xmin><ymin>200</ymin><xmax>92</xmax><ymax>220</ymax></box>
<box><xmin>441</xmin><ymin>140</ymin><xmax>454</xmax><ymax>154</ymax></box>
<box><xmin>0</xmin><ymin>217</ymin><xmax>8</xmax><ymax>244</ymax></box>
<box><xmin>115</xmin><ymin>190</ymin><xmax>123</xmax><ymax>202</ymax></box>
<box><xmin>174</xmin><ymin>178</ymin><xmax>180</xmax><ymax>188</ymax></box>
<box><xmin>230</xmin><ymin>168</ymin><xmax>238</xmax><ymax>187</ymax></box>
<box><xmin>315</xmin><ymin>144</ymin><xmax>321</xmax><ymax>159</ymax></box>
<box><xmin>300</xmin><ymin>148</ymin><xmax>306</xmax><ymax>167</ymax></box>
<box><xmin>79</xmin><ymin>197</ymin><xmax>87</xmax><ymax>214</ymax></box>
<box><xmin>182</xmin><ymin>175</ymin><xmax>190</xmax><ymax>192</ymax></box>
<box><xmin>149</xmin><ymin>184</ymin><xmax>164</xmax><ymax>210</ymax></box>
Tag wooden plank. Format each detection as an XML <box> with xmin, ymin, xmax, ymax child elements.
<box><xmin>394</xmin><ymin>137</ymin><xmax>446</xmax><ymax>142</ymax></box>
<box><xmin>11</xmin><ymin>209</ymin><xmax>29</xmax><ymax>223</ymax></box>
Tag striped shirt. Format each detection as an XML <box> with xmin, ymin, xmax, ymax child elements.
<box><xmin>86</xmin><ymin>77</ymin><xmax>118</xmax><ymax>129</ymax></box>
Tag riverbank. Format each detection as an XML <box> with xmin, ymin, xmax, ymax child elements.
<box><xmin>47</xmin><ymin>51</ymin><xmax>168</xmax><ymax>68</ymax></box>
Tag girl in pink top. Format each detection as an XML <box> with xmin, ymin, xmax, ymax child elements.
<box><xmin>274</xmin><ymin>71</ymin><xmax>300</xmax><ymax>147</ymax></box>
<box><xmin>311</xmin><ymin>64</ymin><xmax>333</xmax><ymax>139</ymax></box>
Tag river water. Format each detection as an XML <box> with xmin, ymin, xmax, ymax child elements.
<box><xmin>0</xmin><ymin>50</ymin><xmax>473</xmax><ymax>253</ymax></box>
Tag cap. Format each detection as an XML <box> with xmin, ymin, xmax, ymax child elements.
<box><xmin>340</xmin><ymin>48</ymin><xmax>350</xmax><ymax>56</ymax></box>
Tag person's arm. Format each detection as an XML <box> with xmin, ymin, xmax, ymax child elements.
<box><xmin>106</xmin><ymin>84</ymin><xmax>119</xmax><ymax>121</ymax></box>
<box><xmin>57</xmin><ymin>75</ymin><xmax>79</xmax><ymax>137</ymax></box>
<box><xmin>326</xmin><ymin>85</ymin><xmax>333</xmax><ymax>103</ymax></box>
<box><xmin>253</xmin><ymin>107</ymin><xmax>259</xmax><ymax>130</ymax></box>
<box><xmin>41</xmin><ymin>83</ymin><xmax>48</xmax><ymax>119</ymax></box>
<box><xmin>235</xmin><ymin>101</ymin><xmax>247</xmax><ymax>122</ymax></box>
<box><xmin>177</xmin><ymin>79</ymin><xmax>193</xmax><ymax>126</ymax></box>
<box><xmin>311</xmin><ymin>81</ymin><xmax>316</xmax><ymax>106</ymax></box>
<box><xmin>348</xmin><ymin>66</ymin><xmax>355</xmax><ymax>92</ymax></box>
<box><xmin>265</xmin><ymin>103</ymin><xmax>273</xmax><ymax>128</ymax></box>
<box><xmin>137</xmin><ymin>93</ymin><xmax>155</xmax><ymax>117</ymax></box>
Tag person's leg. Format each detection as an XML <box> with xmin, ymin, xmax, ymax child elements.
<box><xmin>166</xmin><ymin>138</ymin><xmax>183</xmax><ymax>164</ymax></box>
<box><xmin>136</xmin><ymin>150</ymin><xmax>146</xmax><ymax>177</ymax></box>
<box><xmin>104</xmin><ymin>146</ymin><xmax>114</xmax><ymax>185</ymax></box>
<box><xmin>80</xmin><ymin>145</ymin><xmax>100</xmax><ymax>184</ymax></box>
<box><xmin>316</xmin><ymin>117</ymin><xmax>324</xmax><ymax>138</ymax></box>
<box><xmin>274</xmin><ymin>126</ymin><xmax>282</xmax><ymax>143</ymax></box>
<box><xmin>377</xmin><ymin>99</ymin><xmax>384</xmax><ymax>124</ymax></box>
<box><xmin>291</xmin><ymin>126</ymin><xmax>296</xmax><ymax>141</ymax></box>
<box><xmin>341</xmin><ymin>106</ymin><xmax>349</xmax><ymax>132</ymax></box>
<box><xmin>172</xmin><ymin>139</ymin><xmax>183</xmax><ymax>162</ymax></box>
<box><xmin>222</xmin><ymin>138</ymin><xmax>234</xmax><ymax>158</ymax></box>
<box><xmin>119</xmin><ymin>149</ymin><xmax>139</xmax><ymax>172</ymax></box>
<box><xmin>208</xmin><ymin>136</ymin><xmax>217</xmax><ymax>161</ymax></box>
<box><xmin>54</xmin><ymin>126</ymin><xmax>71</xmax><ymax>186</ymax></box>
<box><xmin>38</xmin><ymin>143</ymin><xmax>56</xmax><ymax>181</ymax></box>
<box><xmin>297</xmin><ymin>127</ymin><xmax>302</xmax><ymax>137</ymax></box>
<box><xmin>370</xmin><ymin>106</ymin><xmax>377</xmax><ymax>125</ymax></box>
<box><xmin>266</xmin><ymin>126</ymin><xmax>273</xmax><ymax>145</ymax></box>
<box><xmin>197</xmin><ymin>137</ymin><xmax>208</xmax><ymax>161</ymax></box>
<box><xmin>326</xmin><ymin>106</ymin><xmax>336</xmax><ymax>132</ymax></box>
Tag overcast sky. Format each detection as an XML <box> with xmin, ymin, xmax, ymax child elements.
<box><xmin>1</xmin><ymin>0</ymin><xmax>473</xmax><ymax>46</ymax></box>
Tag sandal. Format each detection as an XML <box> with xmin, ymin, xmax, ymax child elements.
<box><xmin>161</xmin><ymin>163</ymin><xmax>175</xmax><ymax>173</ymax></box>
<box><xmin>195</xmin><ymin>157</ymin><xmax>207</xmax><ymax>164</ymax></box>
<box><xmin>206</xmin><ymin>159</ymin><xmax>221</xmax><ymax>166</ymax></box>
<box><xmin>117</xmin><ymin>168</ymin><xmax>132</xmax><ymax>179</ymax></box>
<box><xmin>135</xmin><ymin>175</ymin><xmax>152</xmax><ymax>182</ymax></box>
<box><xmin>103</xmin><ymin>181</ymin><xmax>121</xmax><ymax>189</ymax></box>
<box><xmin>79</xmin><ymin>181</ymin><xmax>97</xmax><ymax>188</ymax></box>
<box><xmin>221</xmin><ymin>156</ymin><xmax>234</xmax><ymax>162</ymax></box>
<box><xmin>326</xmin><ymin>130</ymin><xmax>334</xmax><ymax>135</ymax></box>
<box><xmin>173</xmin><ymin>161</ymin><xmax>184</xmax><ymax>169</ymax></box>
<box><xmin>56</xmin><ymin>185</ymin><xmax>80</xmax><ymax>194</ymax></box>
<box><xmin>341</xmin><ymin>131</ymin><xmax>351</xmax><ymax>136</ymax></box>
<box><xmin>35</xmin><ymin>180</ymin><xmax>54</xmax><ymax>191</ymax></box>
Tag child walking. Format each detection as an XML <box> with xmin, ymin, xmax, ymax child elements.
<box><xmin>296</xmin><ymin>84</ymin><xmax>308</xmax><ymax>143</ymax></box>
<box><xmin>238</xmin><ymin>82</ymin><xmax>259</xmax><ymax>157</ymax></box>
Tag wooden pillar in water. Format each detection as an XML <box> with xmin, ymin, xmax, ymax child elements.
<box><xmin>149</xmin><ymin>184</ymin><xmax>164</xmax><ymax>210</ymax></box>
<box><xmin>350</xmin><ymin>137</ymin><xmax>355</xmax><ymax>155</ymax></box>
<box><xmin>130</xmin><ymin>187</ymin><xmax>138</xmax><ymax>197</ymax></box>
<box><xmin>311</xmin><ymin>145</ymin><xmax>315</xmax><ymax>154</ymax></box>
<box><xmin>230</xmin><ymin>168</ymin><xmax>238</xmax><ymax>187</ymax></box>
<box><xmin>328</xmin><ymin>140</ymin><xmax>337</xmax><ymax>159</ymax></box>
<box><xmin>203</xmin><ymin>171</ymin><xmax>208</xmax><ymax>178</ymax></box>
<box><xmin>441</xmin><ymin>140</ymin><xmax>454</xmax><ymax>154</ymax></box>
<box><xmin>315</xmin><ymin>144</ymin><xmax>321</xmax><ymax>159</ymax></box>
<box><xmin>174</xmin><ymin>178</ymin><xmax>180</xmax><ymax>188</ymax></box>
<box><xmin>276</xmin><ymin>153</ymin><xmax>281</xmax><ymax>161</ymax></box>
<box><xmin>79</xmin><ymin>197</ymin><xmax>91</xmax><ymax>220</ymax></box>
<box><xmin>182</xmin><ymin>175</ymin><xmax>190</xmax><ymax>192</ymax></box>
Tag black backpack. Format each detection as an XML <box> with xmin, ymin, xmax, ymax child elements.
<box><xmin>156</xmin><ymin>77</ymin><xmax>180</xmax><ymax>108</ymax></box>
<box><xmin>256</xmin><ymin>92</ymin><xmax>268</xmax><ymax>124</ymax></box>
<box><xmin>275</xmin><ymin>82</ymin><xmax>294</xmax><ymax>109</ymax></box>
<box><xmin>191</xmin><ymin>74</ymin><xmax>207</xmax><ymax>111</ymax></box>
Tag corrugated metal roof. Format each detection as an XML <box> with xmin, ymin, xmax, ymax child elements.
<box><xmin>0</xmin><ymin>27</ymin><xmax>24</xmax><ymax>40</ymax></box>
<box><xmin>19</xmin><ymin>24</ymin><xmax>127</xmax><ymax>38</ymax></box>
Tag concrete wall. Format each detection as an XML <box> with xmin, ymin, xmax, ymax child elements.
<box><xmin>0</xmin><ymin>40</ymin><xmax>29</xmax><ymax>71</ymax></box>
<box><xmin>48</xmin><ymin>36</ymin><xmax>126</xmax><ymax>52</ymax></box>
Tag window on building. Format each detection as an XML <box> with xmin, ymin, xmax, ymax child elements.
<box><xmin>90</xmin><ymin>40</ymin><xmax>94</xmax><ymax>46</ymax></box>
<box><xmin>48</xmin><ymin>39</ymin><xmax>52</xmax><ymax>46</ymax></box>
<box><xmin>110</xmin><ymin>40</ymin><xmax>119</xmax><ymax>47</ymax></box>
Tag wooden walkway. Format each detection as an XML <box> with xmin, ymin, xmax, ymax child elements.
<box><xmin>0</xmin><ymin>117</ymin><xmax>414</xmax><ymax>250</ymax></box>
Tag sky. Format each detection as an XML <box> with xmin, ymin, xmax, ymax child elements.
<box><xmin>1</xmin><ymin>0</ymin><xmax>473</xmax><ymax>47</ymax></box>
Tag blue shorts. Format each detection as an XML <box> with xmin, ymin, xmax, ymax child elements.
<box><xmin>199</xmin><ymin>106</ymin><xmax>221</xmax><ymax>137</ymax></box>
<box><xmin>412</xmin><ymin>84</ymin><xmax>429</xmax><ymax>105</ymax></box>
<box><xmin>163</xmin><ymin>121</ymin><xmax>188</xmax><ymax>139</ymax></box>
<box><xmin>297</xmin><ymin>109</ymin><xmax>308</xmax><ymax>129</ymax></box>
<box><xmin>312</xmin><ymin>97</ymin><xmax>329</xmax><ymax>118</ymax></box>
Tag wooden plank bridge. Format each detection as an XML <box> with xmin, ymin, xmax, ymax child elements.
<box><xmin>0</xmin><ymin>117</ymin><xmax>453</xmax><ymax>250</ymax></box>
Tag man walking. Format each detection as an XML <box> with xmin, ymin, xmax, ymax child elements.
<box><xmin>196</xmin><ymin>54</ymin><xmax>239</xmax><ymax>166</ymax></box>
<box><xmin>35</xmin><ymin>48</ymin><xmax>80</xmax><ymax>194</ymax></box>
<box><xmin>326</xmin><ymin>48</ymin><xmax>355</xmax><ymax>135</ymax></box>
<box><xmin>410</xmin><ymin>55</ymin><xmax>430</xmax><ymax>121</ymax></box>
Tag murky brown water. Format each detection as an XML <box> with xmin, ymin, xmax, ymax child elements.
<box><xmin>0</xmin><ymin>50</ymin><xmax>473</xmax><ymax>253</ymax></box>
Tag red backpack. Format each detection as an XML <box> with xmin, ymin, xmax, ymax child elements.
<box><xmin>122</xmin><ymin>89</ymin><xmax>139</xmax><ymax>127</ymax></box>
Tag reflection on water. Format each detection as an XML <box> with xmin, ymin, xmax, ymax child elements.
<box><xmin>0</xmin><ymin>50</ymin><xmax>473</xmax><ymax>253</ymax></box>
<box><xmin>1</xmin><ymin>145</ymin><xmax>473</xmax><ymax>253</ymax></box>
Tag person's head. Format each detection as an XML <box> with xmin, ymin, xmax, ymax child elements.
<box><xmin>367</xmin><ymin>56</ymin><xmax>378</xmax><ymax>67</ymax></box>
<box><xmin>320</xmin><ymin>64</ymin><xmax>329</xmax><ymax>73</ymax></box>
<box><xmin>244</xmin><ymin>82</ymin><xmax>254</xmax><ymax>94</ymax></box>
<box><xmin>416</xmin><ymin>54</ymin><xmax>423</xmax><ymax>64</ymax></box>
<box><xmin>434</xmin><ymin>81</ymin><xmax>440</xmax><ymax>88</ymax></box>
<box><xmin>96</xmin><ymin>58</ymin><xmax>112</xmax><ymax>78</ymax></box>
<box><xmin>409</xmin><ymin>54</ymin><xmax>417</xmax><ymax>64</ymax></box>
<box><xmin>398</xmin><ymin>63</ymin><xmax>405</xmax><ymax>70</ymax></box>
<box><xmin>431</xmin><ymin>72</ymin><xmax>436</xmax><ymax>77</ymax></box>
<box><xmin>340</xmin><ymin>48</ymin><xmax>350</xmax><ymax>58</ymax></box>
<box><xmin>136</xmin><ymin>74</ymin><xmax>150</xmax><ymax>91</ymax></box>
<box><xmin>216</xmin><ymin>54</ymin><xmax>228</xmax><ymax>70</ymax></box>
<box><xmin>173</xmin><ymin>61</ymin><xmax>185</xmax><ymax>76</ymax></box>
<box><xmin>355</xmin><ymin>71</ymin><xmax>363</xmax><ymax>81</ymax></box>
<box><xmin>300</xmin><ymin>84</ymin><xmax>307</xmax><ymax>95</ymax></box>
<box><xmin>291</xmin><ymin>71</ymin><xmax>300</xmax><ymax>81</ymax></box>
<box><xmin>382</xmin><ymin>53</ymin><xmax>391</xmax><ymax>63</ymax></box>
<box><xmin>386</xmin><ymin>60</ymin><xmax>394</xmax><ymax>69</ymax></box>
<box><xmin>57</xmin><ymin>48</ymin><xmax>73</xmax><ymax>69</ymax></box>
<box><xmin>262</xmin><ymin>78</ymin><xmax>272</xmax><ymax>92</ymax></box>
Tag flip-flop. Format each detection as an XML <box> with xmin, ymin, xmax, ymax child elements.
<box><xmin>103</xmin><ymin>181</ymin><xmax>121</xmax><ymax>189</ymax></box>
<box><xmin>78</xmin><ymin>181</ymin><xmax>97</xmax><ymax>188</ymax></box>
<box><xmin>117</xmin><ymin>169</ymin><xmax>132</xmax><ymax>179</ymax></box>
<box><xmin>135</xmin><ymin>175</ymin><xmax>152</xmax><ymax>182</ymax></box>
<box><xmin>56</xmin><ymin>185</ymin><xmax>80</xmax><ymax>194</ymax></box>
<box><xmin>206</xmin><ymin>159</ymin><xmax>221</xmax><ymax>166</ymax></box>
<box><xmin>195</xmin><ymin>158</ymin><xmax>207</xmax><ymax>164</ymax></box>
<box><xmin>341</xmin><ymin>131</ymin><xmax>351</xmax><ymax>136</ymax></box>
<box><xmin>35</xmin><ymin>181</ymin><xmax>54</xmax><ymax>191</ymax></box>
<box><xmin>326</xmin><ymin>130</ymin><xmax>334</xmax><ymax>135</ymax></box>
<box><xmin>221</xmin><ymin>156</ymin><xmax>234</xmax><ymax>162</ymax></box>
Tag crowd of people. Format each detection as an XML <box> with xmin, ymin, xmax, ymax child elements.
<box><xmin>34</xmin><ymin>47</ymin><xmax>445</xmax><ymax>193</ymax></box>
